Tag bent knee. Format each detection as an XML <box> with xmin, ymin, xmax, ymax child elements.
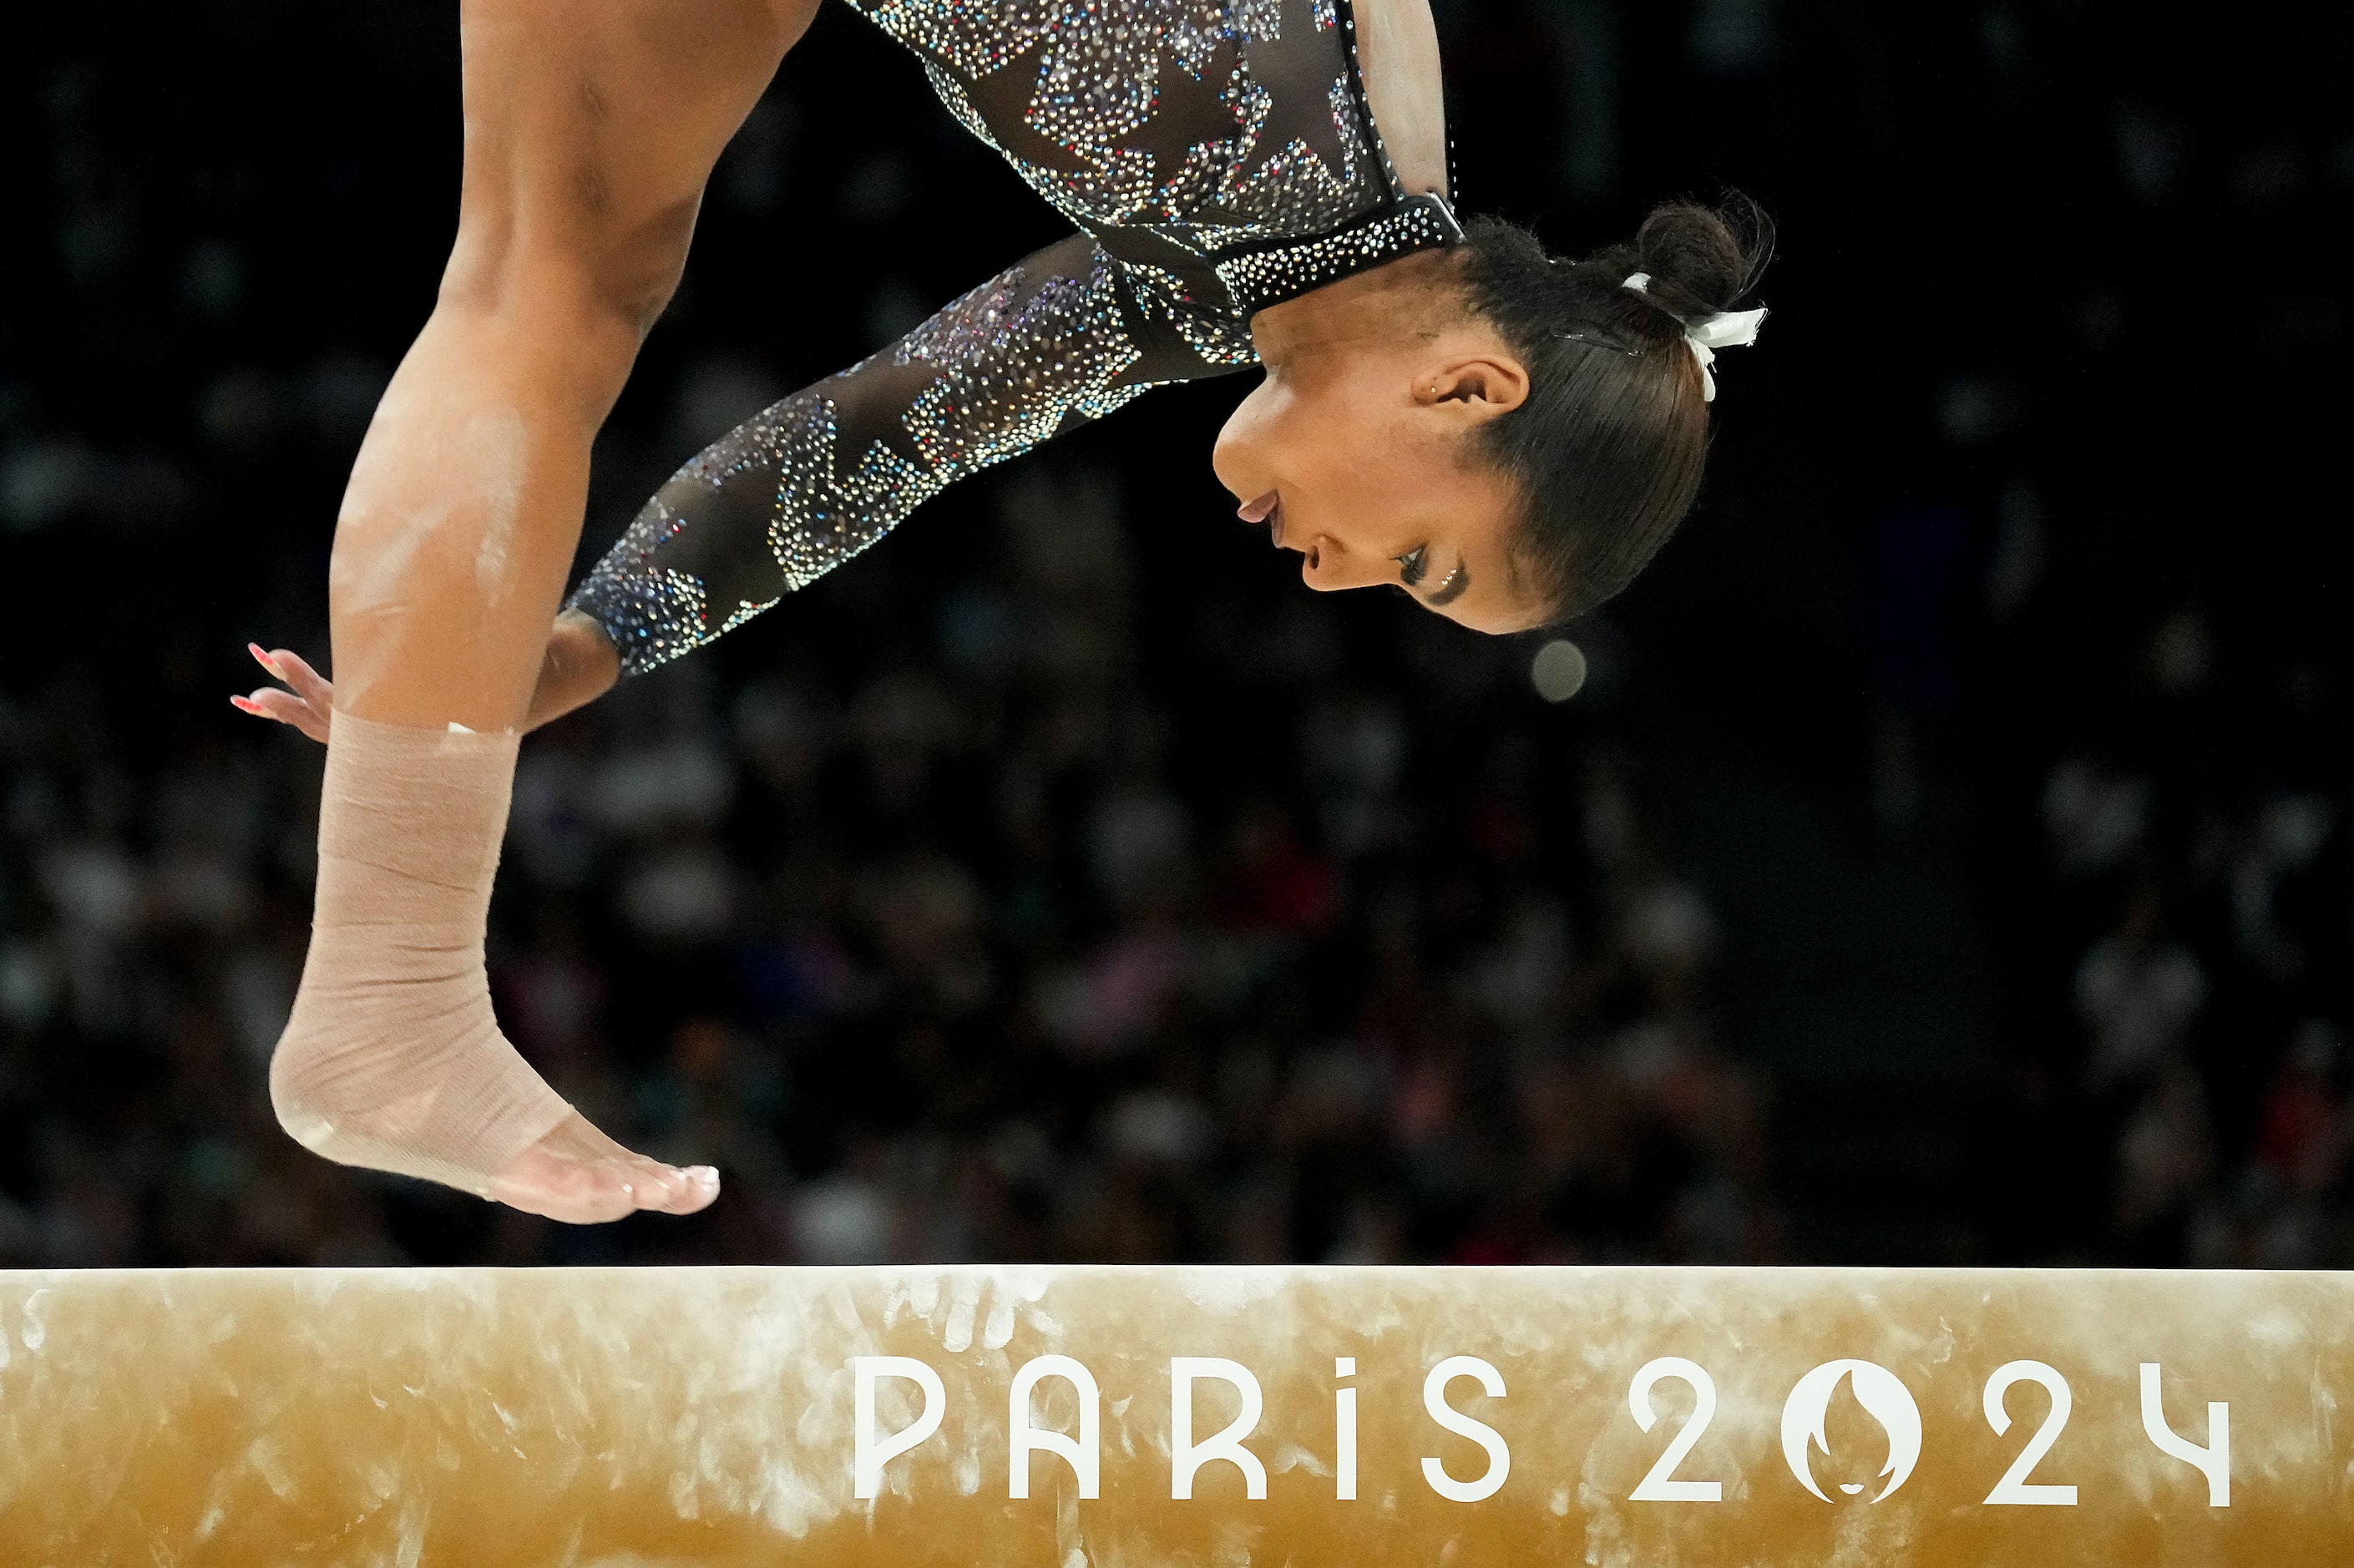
<box><xmin>585</xmin><ymin>190</ymin><xmax>703</xmax><ymax>330</ymax></box>
<box><xmin>441</xmin><ymin>185</ymin><xmax>701</xmax><ymax>338</ymax></box>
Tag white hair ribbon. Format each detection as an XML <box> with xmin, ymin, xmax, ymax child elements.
<box><xmin>1621</xmin><ymin>272</ymin><xmax>1767</xmax><ymax>402</ymax></box>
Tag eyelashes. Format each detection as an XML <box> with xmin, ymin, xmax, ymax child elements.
<box><xmin>1395</xmin><ymin>544</ymin><xmax>1429</xmax><ymax>586</ymax></box>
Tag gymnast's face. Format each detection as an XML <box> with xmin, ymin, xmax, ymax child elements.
<box><xmin>1212</xmin><ymin>296</ymin><xmax>1547</xmax><ymax>635</ymax></box>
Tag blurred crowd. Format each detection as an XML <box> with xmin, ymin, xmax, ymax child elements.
<box><xmin>0</xmin><ymin>455</ymin><xmax>1781</xmax><ymax>1267</ymax></box>
<box><xmin>2007</xmin><ymin>675</ymin><xmax>2350</xmax><ymax>1267</ymax></box>
<box><xmin>3</xmin><ymin>0</ymin><xmax>2346</xmax><ymax>1267</ymax></box>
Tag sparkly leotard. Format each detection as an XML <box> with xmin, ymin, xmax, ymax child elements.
<box><xmin>570</xmin><ymin>0</ymin><xmax>1460</xmax><ymax>675</ymax></box>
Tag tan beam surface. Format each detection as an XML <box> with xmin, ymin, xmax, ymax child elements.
<box><xmin>0</xmin><ymin>1267</ymin><xmax>2345</xmax><ymax>1564</ymax></box>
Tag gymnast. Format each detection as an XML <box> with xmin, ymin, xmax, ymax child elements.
<box><xmin>234</xmin><ymin>0</ymin><xmax>1770</xmax><ymax>1222</ymax></box>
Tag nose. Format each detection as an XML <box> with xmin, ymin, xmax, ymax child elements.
<box><xmin>1298</xmin><ymin>534</ymin><xmax>1384</xmax><ymax>592</ymax></box>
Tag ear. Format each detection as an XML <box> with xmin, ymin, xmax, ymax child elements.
<box><xmin>1418</xmin><ymin>352</ymin><xmax>1531</xmax><ymax>422</ymax></box>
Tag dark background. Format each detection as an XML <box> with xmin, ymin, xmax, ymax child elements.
<box><xmin>0</xmin><ymin>0</ymin><xmax>2346</xmax><ymax>1268</ymax></box>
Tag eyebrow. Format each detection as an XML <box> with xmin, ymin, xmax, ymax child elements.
<box><xmin>1422</xmin><ymin>560</ymin><xmax>1471</xmax><ymax>608</ymax></box>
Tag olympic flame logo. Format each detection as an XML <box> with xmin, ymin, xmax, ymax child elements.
<box><xmin>1779</xmin><ymin>1359</ymin><xmax>1924</xmax><ymax>1503</ymax></box>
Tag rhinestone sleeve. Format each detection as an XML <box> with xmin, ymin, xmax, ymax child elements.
<box><xmin>570</xmin><ymin>236</ymin><xmax>1239</xmax><ymax>677</ymax></box>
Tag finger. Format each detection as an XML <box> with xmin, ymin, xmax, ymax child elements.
<box><xmin>238</xmin><ymin>687</ymin><xmax>331</xmax><ymax>744</ymax></box>
<box><xmin>266</xmin><ymin>647</ymin><xmax>336</xmax><ymax>711</ymax></box>
<box><xmin>240</xmin><ymin>686</ymin><xmax>304</xmax><ymax>721</ymax></box>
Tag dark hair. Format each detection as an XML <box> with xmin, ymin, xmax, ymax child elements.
<box><xmin>1455</xmin><ymin>195</ymin><xmax>1774</xmax><ymax>623</ymax></box>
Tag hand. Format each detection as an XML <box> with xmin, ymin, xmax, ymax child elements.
<box><xmin>230</xmin><ymin>612</ymin><xmax>619</xmax><ymax>745</ymax></box>
<box><xmin>232</xmin><ymin>643</ymin><xmax>333</xmax><ymax>743</ymax></box>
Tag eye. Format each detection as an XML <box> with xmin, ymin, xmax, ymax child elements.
<box><xmin>1395</xmin><ymin>544</ymin><xmax>1430</xmax><ymax>587</ymax></box>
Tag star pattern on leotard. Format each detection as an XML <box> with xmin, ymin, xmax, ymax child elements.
<box><xmin>1106</xmin><ymin>37</ymin><xmax>1248</xmax><ymax>197</ymax></box>
<box><xmin>959</xmin><ymin>33</ymin><xmax>1090</xmax><ymax>175</ymax></box>
<box><xmin>945</xmin><ymin>0</ymin><xmax>1357</xmax><ymax>235</ymax></box>
<box><xmin>1237</xmin><ymin>0</ymin><xmax>1354</xmax><ymax>185</ymax></box>
<box><xmin>819</xmin><ymin>354</ymin><xmax>945</xmax><ymax>479</ymax></box>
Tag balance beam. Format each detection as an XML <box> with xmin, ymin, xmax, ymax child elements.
<box><xmin>1</xmin><ymin>1267</ymin><xmax>2344</xmax><ymax>1564</ymax></box>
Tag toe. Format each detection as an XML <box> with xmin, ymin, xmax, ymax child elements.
<box><xmin>654</xmin><ymin>1164</ymin><xmax>721</xmax><ymax>1215</ymax></box>
<box><xmin>626</xmin><ymin>1159</ymin><xmax>716</xmax><ymax>1216</ymax></box>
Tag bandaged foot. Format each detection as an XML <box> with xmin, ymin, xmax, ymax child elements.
<box><xmin>271</xmin><ymin>711</ymin><xmax>718</xmax><ymax>1223</ymax></box>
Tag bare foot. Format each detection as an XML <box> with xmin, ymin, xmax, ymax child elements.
<box><xmin>486</xmin><ymin>1111</ymin><xmax>721</xmax><ymax>1224</ymax></box>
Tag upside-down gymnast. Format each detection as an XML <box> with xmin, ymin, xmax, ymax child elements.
<box><xmin>233</xmin><ymin>0</ymin><xmax>1770</xmax><ymax>1223</ymax></box>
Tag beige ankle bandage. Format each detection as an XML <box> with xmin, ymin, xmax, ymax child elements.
<box><xmin>270</xmin><ymin>711</ymin><xmax>572</xmax><ymax>1194</ymax></box>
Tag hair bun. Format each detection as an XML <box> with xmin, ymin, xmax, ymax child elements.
<box><xmin>1626</xmin><ymin>194</ymin><xmax>1774</xmax><ymax>322</ymax></box>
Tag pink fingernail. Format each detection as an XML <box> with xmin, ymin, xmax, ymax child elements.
<box><xmin>229</xmin><ymin>695</ymin><xmax>260</xmax><ymax>713</ymax></box>
<box><xmin>247</xmin><ymin>642</ymin><xmax>281</xmax><ymax>674</ymax></box>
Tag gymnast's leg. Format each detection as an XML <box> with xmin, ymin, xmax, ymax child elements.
<box><xmin>270</xmin><ymin>0</ymin><xmax>815</xmax><ymax>1222</ymax></box>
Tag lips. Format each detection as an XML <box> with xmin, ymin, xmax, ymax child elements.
<box><xmin>1238</xmin><ymin>490</ymin><xmax>1284</xmax><ymax>547</ymax></box>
